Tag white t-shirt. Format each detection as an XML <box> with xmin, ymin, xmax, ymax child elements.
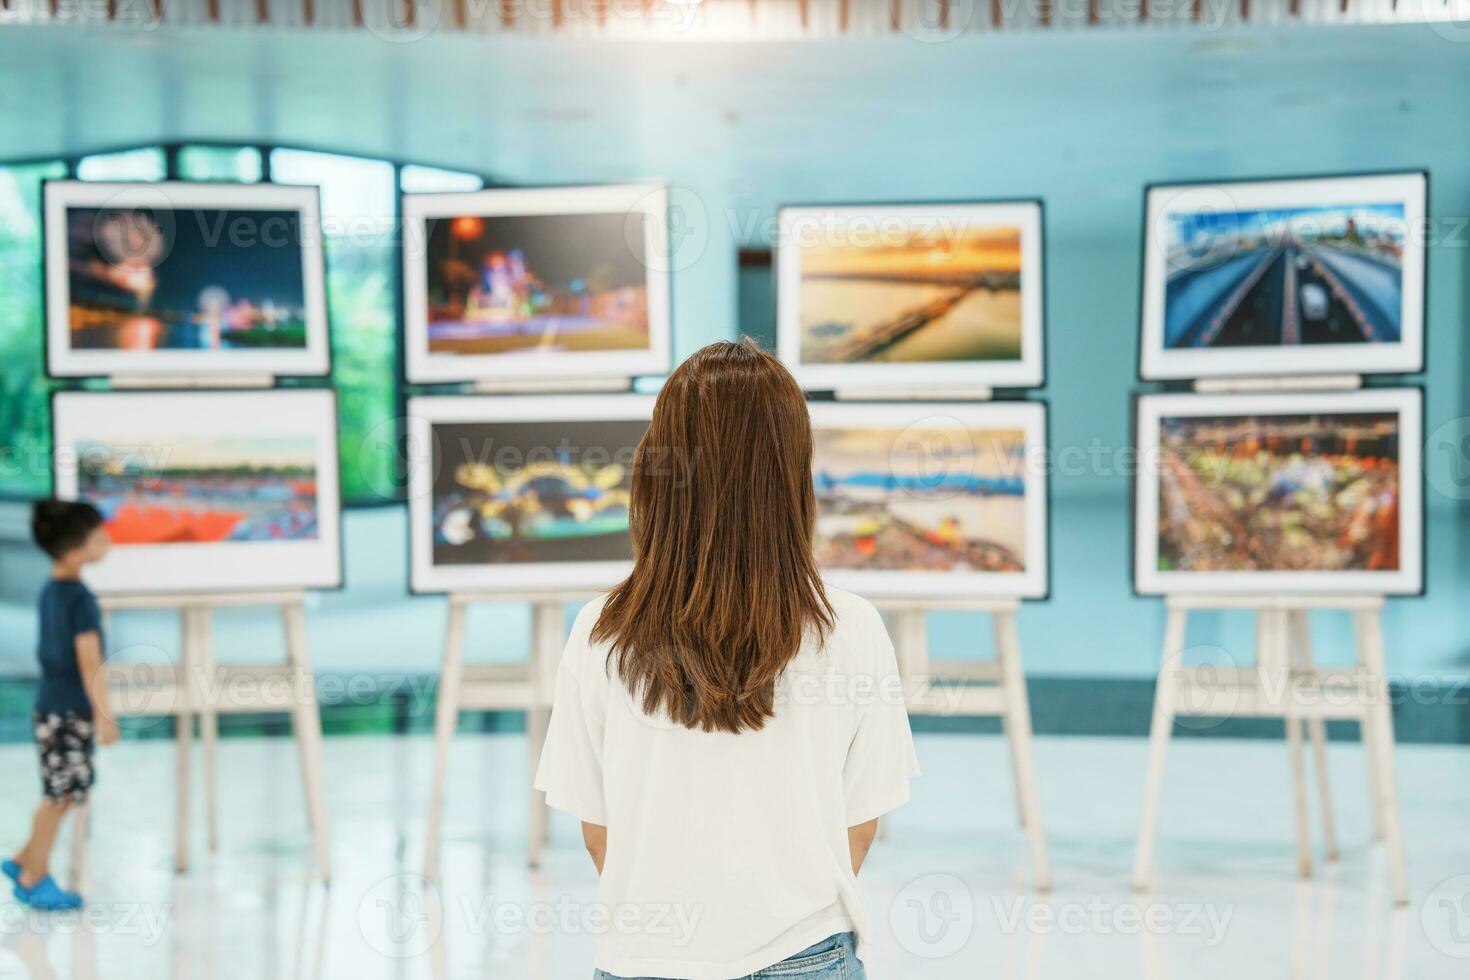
<box><xmin>534</xmin><ymin>585</ymin><xmax>920</xmax><ymax>980</ymax></box>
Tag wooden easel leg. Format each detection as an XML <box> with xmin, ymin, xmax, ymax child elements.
<box><xmin>424</xmin><ymin>599</ymin><xmax>467</xmax><ymax>880</ymax></box>
<box><xmin>1133</xmin><ymin>606</ymin><xmax>1187</xmax><ymax>892</ymax></box>
<box><xmin>196</xmin><ymin>608</ymin><xmax>220</xmax><ymax>856</ymax></box>
<box><xmin>526</xmin><ymin>705</ymin><xmax>551</xmax><ymax>867</ymax></box>
<box><xmin>68</xmin><ymin>803</ymin><xmax>90</xmax><ymax>894</ymax></box>
<box><xmin>1000</xmin><ymin>708</ymin><xmax>1028</xmax><ymax>831</ymax></box>
<box><xmin>527</xmin><ymin>602</ymin><xmax>562</xmax><ymax>869</ymax></box>
<box><xmin>1355</xmin><ymin>614</ymin><xmax>1387</xmax><ymax>843</ymax></box>
<box><xmin>283</xmin><ymin>602</ymin><xmax>331</xmax><ymax>882</ymax></box>
<box><xmin>995</xmin><ymin>610</ymin><xmax>1050</xmax><ymax>892</ymax></box>
<box><xmin>175</xmin><ymin>610</ymin><xmax>195</xmax><ymax>875</ymax></box>
<box><xmin>879</xmin><ymin>609</ymin><xmax>929</xmax><ymax>844</ymax></box>
<box><xmin>1356</xmin><ymin>609</ymin><xmax>1408</xmax><ymax>905</ymax></box>
<box><xmin>1289</xmin><ymin>609</ymin><xmax>1338</xmax><ymax>862</ymax></box>
<box><xmin>1272</xmin><ymin>610</ymin><xmax>1314</xmax><ymax>879</ymax></box>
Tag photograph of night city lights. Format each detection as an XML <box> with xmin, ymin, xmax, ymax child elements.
<box><xmin>403</xmin><ymin>185</ymin><xmax>671</xmax><ymax>384</ymax></box>
<box><xmin>64</xmin><ymin>206</ymin><xmax>310</xmax><ymax>351</ymax></box>
<box><xmin>422</xmin><ymin>212</ymin><xmax>651</xmax><ymax>356</ymax></box>
<box><xmin>44</xmin><ymin>181</ymin><xmax>330</xmax><ymax>378</ymax></box>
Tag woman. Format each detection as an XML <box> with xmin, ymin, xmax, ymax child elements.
<box><xmin>536</xmin><ymin>339</ymin><xmax>919</xmax><ymax>980</ymax></box>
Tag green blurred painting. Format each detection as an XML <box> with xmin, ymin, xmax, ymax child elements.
<box><xmin>0</xmin><ymin>145</ymin><xmax>481</xmax><ymax>505</ymax></box>
<box><xmin>0</xmin><ymin>161</ymin><xmax>67</xmax><ymax>499</ymax></box>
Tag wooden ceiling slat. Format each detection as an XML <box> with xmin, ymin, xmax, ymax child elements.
<box><xmin>23</xmin><ymin>0</ymin><xmax>1444</xmax><ymax>37</ymax></box>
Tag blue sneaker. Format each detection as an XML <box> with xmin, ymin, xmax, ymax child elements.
<box><xmin>13</xmin><ymin>875</ymin><xmax>83</xmax><ymax>911</ymax></box>
<box><xmin>1</xmin><ymin>859</ymin><xmax>18</xmax><ymax>883</ymax></box>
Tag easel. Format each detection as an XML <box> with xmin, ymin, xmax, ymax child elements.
<box><xmin>877</xmin><ymin>597</ymin><xmax>1051</xmax><ymax>891</ymax></box>
<box><xmin>422</xmin><ymin>592</ymin><xmax>587</xmax><ymax>879</ymax></box>
<box><xmin>1131</xmin><ymin>594</ymin><xmax>1407</xmax><ymax>905</ymax></box>
<box><xmin>90</xmin><ymin>591</ymin><xmax>332</xmax><ymax>881</ymax></box>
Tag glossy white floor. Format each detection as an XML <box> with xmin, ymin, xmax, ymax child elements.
<box><xmin>0</xmin><ymin>731</ymin><xmax>1466</xmax><ymax>979</ymax></box>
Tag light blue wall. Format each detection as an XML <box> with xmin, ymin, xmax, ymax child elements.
<box><xmin>2</xmin><ymin>23</ymin><xmax>1468</xmax><ymax>684</ymax></box>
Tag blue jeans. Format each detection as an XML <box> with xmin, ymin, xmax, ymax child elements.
<box><xmin>594</xmin><ymin>931</ymin><xmax>866</xmax><ymax>980</ymax></box>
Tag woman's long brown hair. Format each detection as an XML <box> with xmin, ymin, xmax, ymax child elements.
<box><xmin>592</xmin><ymin>338</ymin><xmax>834</xmax><ymax>734</ymax></box>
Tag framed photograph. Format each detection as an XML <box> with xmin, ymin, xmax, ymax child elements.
<box><xmin>406</xmin><ymin>394</ymin><xmax>655</xmax><ymax>593</ymax></box>
<box><xmin>402</xmin><ymin>184</ymin><xmax>672</xmax><ymax>385</ymax></box>
<box><xmin>806</xmin><ymin>401</ymin><xmax>1049</xmax><ymax>599</ymax></box>
<box><xmin>44</xmin><ymin>180</ymin><xmax>330</xmax><ymax>379</ymax></box>
<box><xmin>1133</xmin><ymin>388</ymin><xmax>1423</xmax><ymax>596</ymax></box>
<box><xmin>51</xmin><ymin>389</ymin><xmax>343</xmax><ymax>595</ymax></box>
<box><xmin>777</xmin><ymin>200</ymin><xmax>1045</xmax><ymax>392</ymax></box>
<box><xmin>1139</xmin><ymin>172</ymin><xmax>1427</xmax><ymax>380</ymax></box>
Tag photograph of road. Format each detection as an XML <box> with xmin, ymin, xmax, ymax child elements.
<box><xmin>1157</xmin><ymin>411</ymin><xmax>1401</xmax><ymax>574</ymax></box>
<box><xmin>812</xmin><ymin>426</ymin><xmax>1028</xmax><ymax>573</ymax></box>
<box><xmin>76</xmin><ymin>435</ymin><xmax>321</xmax><ymax>544</ymax></box>
<box><xmin>429</xmin><ymin>419</ymin><xmax>645</xmax><ymax>567</ymax></box>
<box><xmin>796</xmin><ymin>222</ymin><xmax>1024</xmax><ymax>365</ymax></box>
<box><xmin>422</xmin><ymin>212</ymin><xmax>650</xmax><ymax>357</ymax></box>
<box><xmin>1161</xmin><ymin>202</ymin><xmax>1405</xmax><ymax>350</ymax></box>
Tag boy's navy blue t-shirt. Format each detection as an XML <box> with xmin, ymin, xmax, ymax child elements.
<box><xmin>35</xmin><ymin>579</ymin><xmax>103</xmax><ymax>718</ymax></box>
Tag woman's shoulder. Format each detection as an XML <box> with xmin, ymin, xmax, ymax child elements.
<box><xmin>558</xmin><ymin>594</ymin><xmax>614</xmax><ymax>678</ymax></box>
<box><xmin>572</xmin><ymin>593</ymin><xmax>612</xmax><ymax>632</ymax></box>
<box><xmin>822</xmin><ymin>584</ymin><xmax>882</xmax><ymax>622</ymax></box>
<box><xmin>817</xmin><ymin>585</ymin><xmax>888</xmax><ymax>650</ymax></box>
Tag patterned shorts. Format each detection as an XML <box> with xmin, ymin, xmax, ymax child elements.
<box><xmin>34</xmin><ymin>712</ymin><xmax>95</xmax><ymax>803</ymax></box>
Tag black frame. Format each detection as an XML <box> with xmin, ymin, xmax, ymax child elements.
<box><xmin>401</xmin><ymin>392</ymin><xmax>657</xmax><ymax>597</ymax></box>
<box><xmin>0</xmin><ymin>140</ymin><xmax>498</xmax><ymax>507</ymax></box>
<box><xmin>47</xmin><ymin>384</ymin><xmax>348</xmax><ymax>595</ymax></box>
<box><xmin>1133</xmin><ymin>169</ymin><xmax>1431</xmax><ymax>384</ymax></box>
<box><xmin>802</xmin><ymin>396</ymin><xmax>1053</xmax><ymax>603</ymax></box>
<box><xmin>395</xmin><ymin>180</ymin><xmax>675</xmax><ymax>393</ymax></box>
<box><xmin>1126</xmin><ymin>384</ymin><xmax>1427</xmax><ymax>599</ymax></box>
<box><xmin>772</xmin><ymin>196</ymin><xmax>1049</xmax><ymax>395</ymax></box>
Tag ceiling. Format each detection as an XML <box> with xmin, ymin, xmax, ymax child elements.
<box><xmin>0</xmin><ymin>22</ymin><xmax>1465</xmax><ymax>239</ymax></box>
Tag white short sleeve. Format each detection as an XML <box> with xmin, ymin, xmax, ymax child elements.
<box><xmin>534</xmin><ymin>620</ymin><xmax>608</xmax><ymax>826</ymax></box>
<box><xmin>842</xmin><ymin>622</ymin><xmax>921</xmax><ymax>826</ymax></box>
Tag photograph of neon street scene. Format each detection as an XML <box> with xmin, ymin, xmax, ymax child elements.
<box><xmin>1161</xmin><ymin>202</ymin><xmax>1405</xmax><ymax>349</ymax></box>
<box><xmin>65</xmin><ymin>206</ymin><xmax>310</xmax><ymax>351</ymax></box>
<box><xmin>812</xmin><ymin>426</ymin><xmax>1028</xmax><ymax>573</ymax></box>
<box><xmin>430</xmin><ymin>419</ymin><xmax>645</xmax><ymax>566</ymax></box>
<box><xmin>423</xmin><ymin>212</ymin><xmax>650</xmax><ymax>356</ymax></box>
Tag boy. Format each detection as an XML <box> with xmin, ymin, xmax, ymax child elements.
<box><xmin>4</xmin><ymin>500</ymin><xmax>117</xmax><ymax>911</ymax></box>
